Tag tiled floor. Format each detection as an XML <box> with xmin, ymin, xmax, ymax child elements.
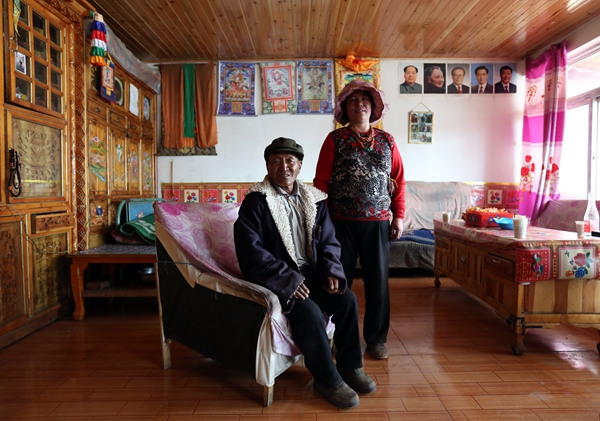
<box><xmin>1</xmin><ymin>275</ymin><xmax>600</xmax><ymax>420</ymax></box>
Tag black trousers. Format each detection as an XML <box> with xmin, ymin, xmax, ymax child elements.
<box><xmin>333</xmin><ymin>219</ymin><xmax>390</xmax><ymax>346</ymax></box>
<box><xmin>285</xmin><ymin>268</ymin><xmax>363</xmax><ymax>388</ymax></box>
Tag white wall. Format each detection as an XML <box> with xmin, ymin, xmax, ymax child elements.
<box><xmin>157</xmin><ymin>59</ymin><xmax>525</xmax><ymax>188</ymax></box>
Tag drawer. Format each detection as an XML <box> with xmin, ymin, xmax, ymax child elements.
<box><xmin>32</xmin><ymin>212</ymin><xmax>72</xmax><ymax>234</ymax></box>
<box><xmin>88</xmin><ymin>100</ymin><xmax>108</xmax><ymax>119</ymax></box>
<box><xmin>128</xmin><ymin>120</ymin><xmax>141</xmax><ymax>137</ymax></box>
<box><xmin>109</xmin><ymin>110</ymin><xmax>127</xmax><ymax>129</ymax></box>
<box><xmin>485</xmin><ymin>254</ymin><xmax>514</xmax><ymax>281</ymax></box>
<box><xmin>141</xmin><ymin>123</ymin><xmax>153</xmax><ymax>139</ymax></box>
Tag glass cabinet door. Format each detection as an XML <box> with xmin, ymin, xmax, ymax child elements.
<box><xmin>8</xmin><ymin>1</ymin><xmax>66</xmax><ymax>117</ymax></box>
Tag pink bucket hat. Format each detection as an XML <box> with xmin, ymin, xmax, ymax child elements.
<box><xmin>334</xmin><ymin>79</ymin><xmax>389</xmax><ymax>125</ymax></box>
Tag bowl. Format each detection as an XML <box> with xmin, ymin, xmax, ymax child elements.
<box><xmin>493</xmin><ymin>217</ymin><xmax>514</xmax><ymax>230</ymax></box>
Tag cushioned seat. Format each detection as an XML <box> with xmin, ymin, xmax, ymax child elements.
<box><xmin>154</xmin><ymin>201</ymin><xmax>333</xmax><ymax>406</ymax></box>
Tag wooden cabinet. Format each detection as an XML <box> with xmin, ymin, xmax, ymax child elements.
<box><xmin>434</xmin><ymin>220</ymin><xmax>600</xmax><ymax>356</ymax></box>
<box><xmin>1</xmin><ymin>0</ymin><xmax>156</xmax><ymax>347</ymax></box>
<box><xmin>451</xmin><ymin>241</ymin><xmax>484</xmax><ymax>293</ymax></box>
<box><xmin>86</xmin><ymin>64</ymin><xmax>156</xmax><ymax>247</ymax></box>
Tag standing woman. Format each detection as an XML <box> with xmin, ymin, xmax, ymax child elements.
<box><xmin>313</xmin><ymin>79</ymin><xmax>405</xmax><ymax>360</ymax></box>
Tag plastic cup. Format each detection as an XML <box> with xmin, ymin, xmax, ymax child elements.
<box><xmin>576</xmin><ymin>221</ymin><xmax>585</xmax><ymax>238</ymax></box>
<box><xmin>442</xmin><ymin>211</ymin><xmax>451</xmax><ymax>223</ymax></box>
<box><xmin>513</xmin><ymin>216</ymin><xmax>527</xmax><ymax>239</ymax></box>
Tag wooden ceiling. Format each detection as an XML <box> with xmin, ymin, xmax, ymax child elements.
<box><xmin>86</xmin><ymin>0</ymin><xmax>600</xmax><ymax>63</ymax></box>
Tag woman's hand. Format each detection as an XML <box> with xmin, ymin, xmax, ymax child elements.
<box><xmin>390</xmin><ymin>217</ymin><xmax>404</xmax><ymax>240</ymax></box>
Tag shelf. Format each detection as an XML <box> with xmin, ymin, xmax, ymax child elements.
<box><xmin>82</xmin><ymin>282</ymin><xmax>157</xmax><ymax>298</ymax></box>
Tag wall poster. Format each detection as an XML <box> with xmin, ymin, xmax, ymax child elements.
<box><xmin>408</xmin><ymin>111</ymin><xmax>433</xmax><ymax>144</ymax></box>
<box><xmin>218</xmin><ymin>61</ymin><xmax>256</xmax><ymax>116</ymax></box>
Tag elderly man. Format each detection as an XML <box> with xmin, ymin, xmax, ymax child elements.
<box><xmin>233</xmin><ymin>137</ymin><xmax>376</xmax><ymax>408</ymax></box>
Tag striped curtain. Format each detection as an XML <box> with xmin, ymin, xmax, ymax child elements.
<box><xmin>519</xmin><ymin>41</ymin><xmax>567</xmax><ymax>222</ymax></box>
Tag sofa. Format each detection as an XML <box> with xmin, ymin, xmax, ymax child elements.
<box><xmin>534</xmin><ymin>199</ymin><xmax>598</xmax><ymax>231</ymax></box>
<box><xmin>154</xmin><ymin>201</ymin><xmax>334</xmax><ymax>406</ymax></box>
<box><xmin>387</xmin><ymin>181</ymin><xmax>473</xmax><ymax>270</ymax></box>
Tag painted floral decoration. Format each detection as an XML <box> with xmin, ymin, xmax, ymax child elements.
<box><xmin>531</xmin><ymin>253</ymin><xmax>544</xmax><ymax>277</ymax></box>
<box><xmin>564</xmin><ymin>250</ymin><xmax>593</xmax><ymax>278</ymax></box>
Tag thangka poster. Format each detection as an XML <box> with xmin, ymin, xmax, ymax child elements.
<box><xmin>297</xmin><ymin>60</ymin><xmax>333</xmax><ymax>114</ymax></box>
<box><xmin>218</xmin><ymin>61</ymin><xmax>256</xmax><ymax>116</ymax></box>
<box><xmin>260</xmin><ymin>61</ymin><xmax>296</xmax><ymax>113</ymax></box>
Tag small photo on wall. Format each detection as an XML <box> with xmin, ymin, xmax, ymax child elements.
<box><xmin>408</xmin><ymin>111</ymin><xmax>433</xmax><ymax>144</ymax></box>
<box><xmin>447</xmin><ymin>64</ymin><xmax>470</xmax><ymax>94</ymax></box>
<box><xmin>493</xmin><ymin>63</ymin><xmax>517</xmax><ymax>94</ymax></box>
<box><xmin>423</xmin><ymin>63</ymin><xmax>446</xmax><ymax>94</ymax></box>
<box><xmin>471</xmin><ymin>63</ymin><xmax>493</xmax><ymax>94</ymax></box>
<box><xmin>399</xmin><ymin>63</ymin><xmax>422</xmax><ymax>94</ymax></box>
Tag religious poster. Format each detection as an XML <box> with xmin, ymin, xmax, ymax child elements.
<box><xmin>297</xmin><ymin>60</ymin><xmax>333</xmax><ymax>114</ymax></box>
<box><xmin>218</xmin><ymin>61</ymin><xmax>256</xmax><ymax>116</ymax></box>
<box><xmin>260</xmin><ymin>61</ymin><xmax>296</xmax><ymax>113</ymax></box>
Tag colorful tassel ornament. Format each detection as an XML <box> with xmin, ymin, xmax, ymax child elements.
<box><xmin>89</xmin><ymin>12</ymin><xmax>107</xmax><ymax>66</ymax></box>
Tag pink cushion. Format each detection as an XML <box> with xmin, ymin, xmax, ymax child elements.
<box><xmin>154</xmin><ymin>202</ymin><xmax>243</xmax><ymax>278</ymax></box>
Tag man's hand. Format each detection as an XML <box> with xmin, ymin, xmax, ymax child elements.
<box><xmin>323</xmin><ymin>276</ymin><xmax>343</xmax><ymax>294</ymax></box>
<box><xmin>292</xmin><ymin>282</ymin><xmax>310</xmax><ymax>300</ymax></box>
<box><xmin>390</xmin><ymin>217</ymin><xmax>404</xmax><ymax>240</ymax></box>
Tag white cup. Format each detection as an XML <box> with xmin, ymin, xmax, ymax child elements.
<box><xmin>576</xmin><ymin>221</ymin><xmax>586</xmax><ymax>238</ymax></box>
<box><xmin>513</xmin><ymin>215</ymin><xmax>528</xmax><ymax>239</ymax></box>
<box><xmin>442</xmin><ymin>211</ymin><xmax>451</xmax><ymax>223</ymax></box>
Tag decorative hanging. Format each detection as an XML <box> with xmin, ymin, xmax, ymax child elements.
<box><xmin>99</xmin><ymin>52</ymin><xmax>116</xmax><ymax>103</ymax></box>
<box><xmin>335</xmin><ymin>54</ymin><xmax>378</xmax><ymax>73</ymax></box>
<box><xmin>260</xmin><ymin>61</ymin><xmax>296</xmax><ymax>114</ymax></box>
<box><xmin>217</xmin><ymin>61</ymin><xmax>256</xmax><ymax>116</ymax></box>
<box><xmin>296</xmin><ymin>60</ymin><xmax>334</xmax><ymax>114</ymax></box>
<box><xmin>89</xmin><ymin>12</ymin><xmax>107</xmax><ymax>66</ymax></box>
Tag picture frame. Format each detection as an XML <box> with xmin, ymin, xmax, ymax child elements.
<box><xmin>15</xmin><ymin>51</ymin><xmax>27</xmax><ymax>74</ymax></box>
<box><xmin>114</xmin><ymin>76</ymin><xmax>124</xmax><ymax>106</ymax></box>
<box><xmin>408</xmin><ymin>111</ymin><xmax>433</xmax><ymax>144</ymax></box>
<box><xmin>129</xmin><ymin>83</ymin><xmax>139</xmax><ymax>116</ymax></box>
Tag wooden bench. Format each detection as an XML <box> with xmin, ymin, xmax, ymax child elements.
<box><xmin>68</xmin><ymin>244</ymin><xmax>157</xmax><ymax>320</ymax></box>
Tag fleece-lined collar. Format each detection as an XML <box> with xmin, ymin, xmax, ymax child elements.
<box><xmin>249</xmin><ymin>176</ymin><xmax>327</xmax><ymax>266</ymax></box>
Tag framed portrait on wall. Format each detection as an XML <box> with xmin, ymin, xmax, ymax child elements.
<box><xmin>408</xmin><ymin>111</ymin><xmax>433</xmax><ymax>144</ymax></box>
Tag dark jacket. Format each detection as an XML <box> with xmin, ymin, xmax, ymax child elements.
<box><xmin>233</xmin><ymin>177</ymin><xmax>347</xmax><ymax>308</ymax></box>
<box><xmin>494</xmin><ymin>82</ymin><xmax>517</xmax><ymax>93</ymax></box>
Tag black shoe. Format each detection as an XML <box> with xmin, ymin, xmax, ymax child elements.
<box><xmin>366</xmin><ymin>343</ymin><xmax>388</xmax><ymax>359</ymax></box>
<box><xmin>313</xmin><ymin>380</ymin><xmax>359</xmax><ymax>408</ymax></box>
<box><xmin>338</xmin><ymin>368</ymin><xmax>376</xmax><ymax>394</ymax></box>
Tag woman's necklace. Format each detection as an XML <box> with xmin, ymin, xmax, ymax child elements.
<box><xmin>350</xmin><ymin>126</ymin><xmax>375</xmax><ymax>152</ymax></box>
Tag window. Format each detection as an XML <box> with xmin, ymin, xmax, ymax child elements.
<box><xmin>8</xmin><ymin>0</ymin><xmax>66</xmax><ymax>117</ymax></box>
<box><xmin>563</xmin><ymin>42</ymin><xmax>600</xmax><ymax>199</ymax></box>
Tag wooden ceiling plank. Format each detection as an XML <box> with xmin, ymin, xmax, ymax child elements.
<box><xmin>89</xmin><ymin>0</ymin><xmax>600</xmax><ymax>62</ymax></box>
<box><xmin>170</xmin><ymin>0</ymin><xmax>218</xmax><ymax>61</ymax></box>
<box><xmin>308</xmin><ymin>0</ymin><xmax>337</xmax><ymax>58</ymax></box>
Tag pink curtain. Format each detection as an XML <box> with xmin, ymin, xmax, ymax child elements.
<box><xmin>519</xmin><ymin>41</ymin><xmax>567</xmax><ymax>222</ymax></box>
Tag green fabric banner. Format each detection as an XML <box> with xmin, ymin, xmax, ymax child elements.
<box><xmin>183</xmin><ymin>63</ymin><xmax>196</xmax><ymax>138</ymax></box>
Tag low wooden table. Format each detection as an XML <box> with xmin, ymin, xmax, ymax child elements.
<box><xmin>68</xmin><ymin>244</ymin><xmax>157</xmax><ymax>320</ymax></box>
<box><xmin>434</xmin><ymin>219</ymin><xmax>600</xmax><ymax>355</ymax></box>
